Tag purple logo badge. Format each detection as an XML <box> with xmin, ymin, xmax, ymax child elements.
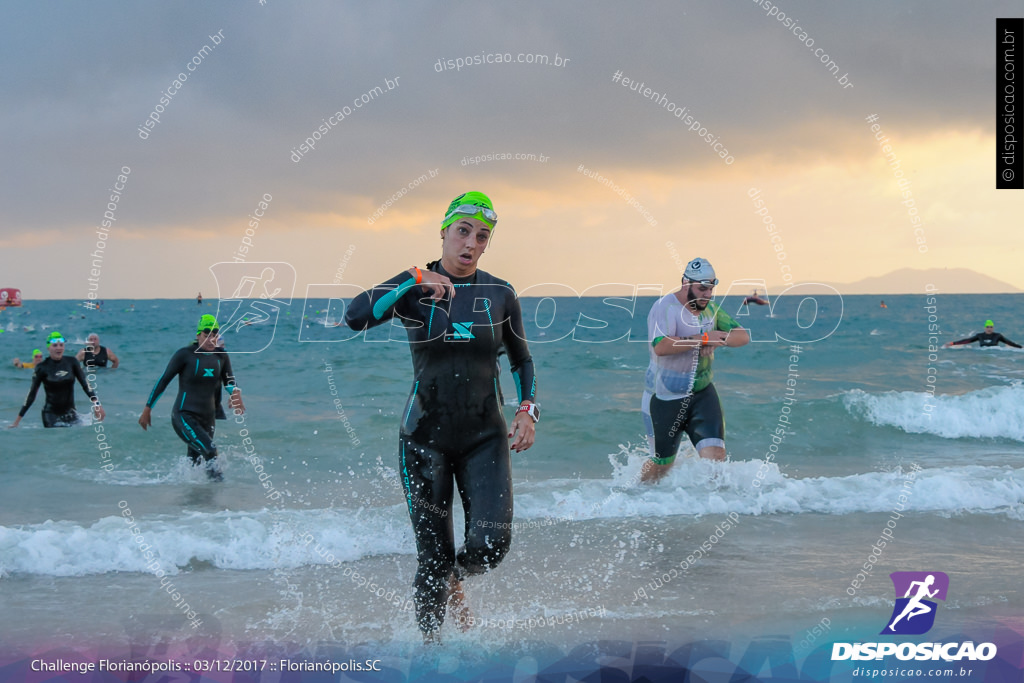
<box><xmin>881</xmin><ymin>572</ymin><xmax>949</xmax><ymax>635</ymax></box>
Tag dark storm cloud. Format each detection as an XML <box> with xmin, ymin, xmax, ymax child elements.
<box><xmin>0</xmin><ymin>1</ymin><xmax>1011</xmax><ymax>234</ymax></box>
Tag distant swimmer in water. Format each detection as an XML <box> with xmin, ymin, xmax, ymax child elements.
<box><xmin>139</xmin><ymin>315</ymin><xmax>245</xmax><ymax>479</ymax></box>
<box><xmin>641</xmin><ymin>258</ymin><xmax>750</xmax><ymax>482</ymax></box>
<box><xmin>888</xmin><ymin>574</ymin><xmax>939</xmax><ymax>631</ymax></box>
<box><xmin>197</xmin><ymin>292</ymin><xmax>203</xmax><ymax>305</ymax></box>
<box><xmin>944</xmin><ymin>320</ymin><xmax>1022</xmax><ymax>349</ymax></box>
<box><xmin>743</xmin><ymin>289</ymin><xmax>769</xmax><ymax>306</ymax></box>
<box><xmin>76</xmin><ymin>333</ymin><xmax>120</xmax><ymax>369</ymax></box>
<box><xmin>880</xmin><ymin>300</ymin><xmax>887</xmax><ymax>308</ymax></box>
<box><xmin>12</xmin><ymin>349</ymin><xmax>44</xmax><ymax>368</ymax></box>
<box><xmin>345</xmin><ymin>191</ymin><xmax>538</xmax><ymax>643</ymax></box>
<box><xmin>10</xmin><ymin>332</ymin><xmax>105</xmax><ymax>428</ymax></box>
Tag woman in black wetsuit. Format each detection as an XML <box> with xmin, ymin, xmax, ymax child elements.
<box><xmin>138</xmin><ymin>315</ymin><xmax>245</xmax><ymax>479</ymax></box>
<box><xmin>345</xmin><ymin>191</ymin><xmax>539</xmax><ymax>641</ymax></box>
<box><xmin>11</xmin><ymin>331</ymin><xmax>105</xmax><ymax>428</ymax></box>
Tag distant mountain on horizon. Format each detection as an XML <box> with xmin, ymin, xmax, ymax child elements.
<box><xmin>771</xmin><ymin>268</ymin><xmax>1021</xmax><ymax>295</ymax></box>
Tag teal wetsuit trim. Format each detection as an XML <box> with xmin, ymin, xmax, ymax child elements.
<box><xmin>147</xmin><ymin>385</ymin><xmax>164</xmax><ymax>407</ymax></box>
<box><xmin>511</xmin><ymin>373</ymin><xmax>537</xmax><ymax>404</ymax></box>
<box><xmin>404</xmin><ymin>380</ymin><xmax>419</xmax><ymax>428</ymax></box>
<box><xmin>180</xmin><ymin>391</ymin><xmax>187</xmax><ymax>410</ymax></box>
<box><xmin>373</xmin><ymin>276</ymin><xmax>417</xmax><ymax>321</ymax></box>
<box><xmin>180</xmin><ymin>418</ymin><xmax>205</xmax><ymax>449</ymax></box>
<box><xmin>400</xmin><ymin>440</ymin><xmax>414</xmax><ymax>516</ymax></box>
<box><xmin>170</xmin><ymin>411</ymin><xmax>217</xmax><ymax>464</ymax></box>
<box><xmin>482</xmin><ymin>298</ymin><xmax>495</xmax><ymax>339</ymax></box>
<box><xmin>427</xmin><ymin>300</ymin><xmax>437</xmax><ymax>338</ymax></box>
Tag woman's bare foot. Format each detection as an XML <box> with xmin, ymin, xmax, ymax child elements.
<box><xmin>446</xmin><ymin>574</ymin><xmax>473</xmax><ymax>632</ymax></box>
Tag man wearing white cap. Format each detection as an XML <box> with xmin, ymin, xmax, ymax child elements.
<box><xmin>641</xmin><ymin>257</ymin><xmax>749</xmax><ymax>482</ymax></box>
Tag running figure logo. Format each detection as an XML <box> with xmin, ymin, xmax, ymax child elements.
<box><xmin>208</xmin><ymin>262</ymin><xmax>296</xmax><ymax>353</ymax></box>
<box><xmin>881</xmin><ymin>571</ymin><xmax>949</xmax><ymax>635</ymax></box>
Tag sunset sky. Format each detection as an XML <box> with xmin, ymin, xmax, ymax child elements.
<box><xmin>2</xmin><ymin>1</ymin><xmax>1021</xmax><ymax>299</ymax></box>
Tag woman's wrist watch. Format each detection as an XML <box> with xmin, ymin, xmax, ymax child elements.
<box><xmin>516</xmin><ymin>402</ymin><xmax>541</xmax><ymax>423</ymax></box>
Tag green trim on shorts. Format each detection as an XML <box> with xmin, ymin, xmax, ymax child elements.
<box><xmin>649</xmin><ymin>454</ymin><xmax>676</xmax><ymax>466</ymax></box>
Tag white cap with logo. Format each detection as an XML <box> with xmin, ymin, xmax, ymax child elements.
<box><xmin>684</xmin><ymin>257</ymin><xmax>716</xmax><ymax>282</ymax></box>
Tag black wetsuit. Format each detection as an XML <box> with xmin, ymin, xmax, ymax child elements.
<box><xmin>146</xmin><ymin>343</ymin><xmax>237</xmax><ymax>465</ymax></box>
<box><xmin>950</xmin><ymin>332</ymin><xmax>1022</xmax><ymax>348</ymax></box>
<box><xmin>214</xmin><ymin>345</ymin><xmax>227</xmax><ymax>420</ymax></box>
<box><xmin>81</xmin><ymin>346</ymin><xmax>110</xmax><ymax>368</ymax></box>
<box><xmin>19</xmin><ymin>356</ymin><xmax>97</xmax><ymax>427</ymax></box>
<box><xmin>345</xmin><ymin>264</ymin><xmax>537</xmax><ymax>634</ymax></box>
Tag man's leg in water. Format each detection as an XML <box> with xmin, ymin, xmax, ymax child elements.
<box><xmin>689</xmin><ymin>385</ymin><xmax>727</xmax><ymax>462</ymax></box>
<box><xmin>450</xmin><ymin>436</ymin><xmax>513</xmax><ymax>628</ymax></box>
<box><xmin>697</xmin><ymin>445</ymin><xmax>726</xmax><ymax>461</ymax></box>
<box><xmin>640</xmin><ymin>392</ymin><xmax>688</xmax><ymax>483</ymax></box>
<box><xmin>399</xmin><ymin>435</ymin><xmax>456</xmax><ymax>637</ymax></box>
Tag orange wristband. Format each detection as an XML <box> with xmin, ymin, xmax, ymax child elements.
<box><xmin>701</xmin><ymin>332</ymin><xmax>710</xmax><ymax>345</ymax></box>
<box><xmin>412</xmin><ymin>266</ymin><xmax>422</xmax><ymax>284</ymax></box>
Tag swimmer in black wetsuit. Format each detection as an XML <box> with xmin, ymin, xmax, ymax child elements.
<box><xmin>76</xmin><ymin>333</ymin><xmax>120</xmax><ymax>369</ymax></box>
<box><xmin>944</xmin><ymin>320</ymin><xmax>1021</xmax><ymax>349</ymax></box>
<box><xmin>139</xmin><ymin>315</ymin><xmax>245</xmax><ymax>478</ymax></box>
<box><xmin>345</xmin><ymin>191</ymin><xmax>539</xmax><ymax>642</ymax></box>
<box><xmin>10</xmin><ymin>332</ymin><xmax>105</xmax><ymax>428</ymax></box>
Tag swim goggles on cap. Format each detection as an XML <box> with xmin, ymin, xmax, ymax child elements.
<box><xmin>199</xmin><ymin>327</ymin><xmax>220</xmax><ymax>334</ymax></box>
<box><xmin>444</xmin><ymin>204</ymin><xmax>498</xmax><ymax>225</ymax></box>
<box><xmin>688</xmin><ymin>278</ymin><xmax>719</xmax><ymax>287</ymax></box>
<box><xmin>47</xmin><ymin>337</ymin><xmax>65</xmax><ymax>345</ymax></box>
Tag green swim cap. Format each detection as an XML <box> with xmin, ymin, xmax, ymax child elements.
<box><xmin>441</xmin><ymin>191</ymin><xmax>496</xmax><ymax>230</ymax></box>
<box><xmin>32</xmin><ymin>349</ymin><xmax>42</xmax><ymax>356</ymax></box>
<box><xmin>197</xmin><ymin>314</ymin><xmax>219</xmax><ymax>332</ymax></box>
<box><xmin>985</xmin><ymin>320</ymin><xmax>994</xmax><ymax>327</ymax></box>
<box><xmin>46</xmin><ymin>331</ymin><xmax>65</xmax><ymax>345</ymax></box>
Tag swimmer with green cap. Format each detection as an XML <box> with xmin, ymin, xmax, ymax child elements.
<box><xmin>11</xmin><ymin>348</ymin><xmax>44</xmax><ymax>369</ymax></box>
<box><xmin>139</xmin><ymin>314</ymin><xmax>246</xmax><ymax>479</ymax></box>
<box><xmin>412</xmin><ymin>191</ymin><xmax>498</xmax><ymax>300</ymax></box>
<box><xmin>197</xmin><ymin>314</ymin><xmax>219</xmax><ymax>333</ymax></box>
<box><xmin>440</xmin><ymin>191</ymin><xmax>497</xmax><ymax>231</ymax></box>
<box><xmin>345</xmin><ymin>190</ymin><xmax>539</xmax><ymax>642</ymax></box>
<box><xmin>11</xmin><ymin>331</ymin><xmax>104</xmax><ymax>428</ymax></box>
<box><xmin>945</xmin><ymin>320</ymin><xmax>1022</xmax><ymax>349</ymax></box>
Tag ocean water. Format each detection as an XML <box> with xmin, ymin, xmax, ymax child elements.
<box><xmin>1</xmin><ymin>294</ymin><xmax>1022</xmax><ymax>674</ymax></box>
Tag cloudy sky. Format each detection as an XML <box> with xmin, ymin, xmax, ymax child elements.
<box><xmin>1</xmin><ymin>1</ymin><xmax>1021</xmax><ymax>299</ymax></box>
